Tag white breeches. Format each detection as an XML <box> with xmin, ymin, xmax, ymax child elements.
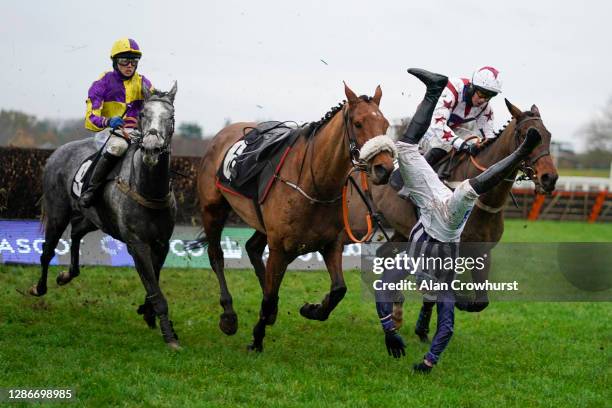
<box><xmin>396</xmin><ymin>141</ymin><xmax>479</xmax><ymax>242</ymax></box>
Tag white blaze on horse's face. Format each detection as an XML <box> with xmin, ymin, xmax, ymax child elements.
<box><xmin>141</xmin><ymin>100</ymin><xmax>174</xmax><ymax>167</ymax></box>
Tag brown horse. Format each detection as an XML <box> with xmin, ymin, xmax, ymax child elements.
<box><xmin>345</xmin><ymin>99</ymin><xmax>558</xmax><ymax>337</ymax></box>
<box><xmin>196</xmin><ymin>84</ymin><xmax>395</xmax><ymax>351</ymax></box>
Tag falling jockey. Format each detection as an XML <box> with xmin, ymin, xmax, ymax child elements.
<box><xmin>80</xmin><ymin>38</ymin><xmax>153</xmax><ymax>207</ymax></box>
<box><xmin>376</xmin><ymin>68</ymin><xmax>541</xmax><ymax>373</ymax></box>
<box><xmin>419</xmin><ymin>66</ymin><xmax>503</xmax><ymax>167</ymax></box>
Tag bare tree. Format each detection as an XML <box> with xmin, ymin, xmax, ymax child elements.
<box><xmin>583</xmin><ymin>97</ymin><xmax>612</xmax><ymax>151</ymax></box>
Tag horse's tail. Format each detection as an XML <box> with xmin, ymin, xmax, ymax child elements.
<box><xmin>38</xmin><ymin>195</ymin><xmax>47</xmax><ymax>233</ymax></box>
<box><xmin>184</xmin><ymin>230</ymin><xmax>209</xmax><ymax>251</ymax></box>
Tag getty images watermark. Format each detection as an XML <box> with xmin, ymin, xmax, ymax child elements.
<box><xmin>371</xmin><ymin>251</ymin><xmax>518</xmax><ymax>294</ymax></box>
<box><xmin>360</xmin><ymin>242</ymin><xmax>612</xmax><ymax>302</ymax></box>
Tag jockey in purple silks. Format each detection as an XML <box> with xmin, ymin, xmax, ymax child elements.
<box><xmin>376</xmin><ymin>68</ymin><xmax>541</xmax><ymax>373</ymax></box>
<box><xmin>80</xmin><ymin>38</ymin><xmax>153</xmax><ymax>207</ymax></box>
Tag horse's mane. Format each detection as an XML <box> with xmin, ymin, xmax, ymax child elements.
<box><xmin>494</xmin><ymin>119</ymin><xmax>513</xmax><ymax>137</ymax></box>
<box><xmin>308</xmin><ymin>95</ymin><xmax>373</xmax><ymax>137</ymax></box>
<box><xmin>479</xmin><ymin>119</ymin><xmax>513</xmax><ymax>152</ymax></box>
<box><xmin>482</xmin><ymin>110</ymin><xmax>539</xmax><ymax>151</ymax></box>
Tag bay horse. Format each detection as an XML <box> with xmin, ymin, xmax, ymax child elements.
<box><xmin>345</xmin><ymin>99</ymin><xmax>558</xmax><ymax>340</ymax></box>
<box><xmin>196</xmin><ymin>84</ymin><xmax>395</xmax><ymax>351</ymax></box>
<box><xmin>28</xmin><ymin>83</ymin><xmax>180</xmax><ymax>348</ymax></box>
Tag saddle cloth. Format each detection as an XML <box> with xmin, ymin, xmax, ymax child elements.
<box><xmin>71</xmin><ymin>150</ymin><xmax>101</xmax><ymax>199</ymax></box>
<box><xmin>216</xmin><ymin>121</ymin><xmax>307</xmax><ymax>204</ymax></box>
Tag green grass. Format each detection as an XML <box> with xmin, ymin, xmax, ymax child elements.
<box><xmin>1</xmin><ymin>221</ymin><xmax>610</xmax><ymax>407</ymax></box>
<box><xmin>502</xmin><ymin>219</ymin><xmax>612</xmax><ymax>242</ymax></box>
<box><xmin>557</xmin><ymin>168</ymin><xmax>610</xmax><ymax>178</ymax></box>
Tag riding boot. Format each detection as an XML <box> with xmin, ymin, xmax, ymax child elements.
<box><xmin>79</xmin><ymin>151</ymin><xmax>121</xmax><ymax>208</ymax></box>
<box><xmin>399</xmin><ymin>68</ymin><xmax>448</xmax><ymax>145</ymax></box>
<box><xmin>424</xmin><ymin>147</ymin><xmax>447</xmax><ymax>167</ymax></box>
<box><xmin>469</xmin><ymin>128</ymin><xmax>542</xmax><ymax>195</ymax></box>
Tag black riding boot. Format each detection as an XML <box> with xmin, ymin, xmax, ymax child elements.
<box><xmin>424</xmin><ymin>147</ymin><xmax>448</xmax><ymax>167</ymax></box>
<box><xmin>469</xmin><ymin>128</ymin><xmax>542</xmax><ymax>195</ymax></box>
<box><xmin>79</xmin><ymin>152</ymin><xmax>121</xmax><ymax>208</ymax></box>
<box><xmin>399</xmin><ymin>68</ymin><xmax>448</xmax><ymax>145</ymax></box>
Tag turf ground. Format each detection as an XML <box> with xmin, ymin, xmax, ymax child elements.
<box><xmin>557</xmin><ymin>168</ymin><xmax>610</xmax><ymax>178</ymax></box>
<box><xmin>1</xmin><ymin>220</ymin><xmax>610</xmax><ymax>407</ymax></box>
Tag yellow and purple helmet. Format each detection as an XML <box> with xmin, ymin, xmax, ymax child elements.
<box><xmin>110</xmin><ymin>38</ymin><xmax>142</xmax><ymax>59</ymax></box>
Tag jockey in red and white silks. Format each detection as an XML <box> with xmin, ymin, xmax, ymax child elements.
<box><xmin>419</xmin><ymin>67</ymin><xmax>502</xmax><ymax>161</ymax></box>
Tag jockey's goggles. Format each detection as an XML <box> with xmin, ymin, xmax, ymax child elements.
<box><xmin>475</xmin><ymin>88</ymin><xmax>497</xmax><ymax>100</ymax></box>
<box><xmin>116</xmin><ymin>57</ymin><xmax>140</xmax><ymax>67</ymax></box>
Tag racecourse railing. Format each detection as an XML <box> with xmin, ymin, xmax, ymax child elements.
<box><xmin>506</xmin><ymin>176</ymin><xmax>612</xmax><ymax>222</ymax></box>
<box><xmin>1</xmin><ymin>146</ymin><xmax>611</xmax><ymax>223</ymax></box>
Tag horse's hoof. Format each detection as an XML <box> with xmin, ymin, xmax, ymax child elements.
<box><xmin>219</xmin><ymin>312</ymin><xmax>238</xmax><ymax>335</ymax></box>
<box><xmin>247</xmin><ymin>342</ymin><xmax>263</xmax><ymax>353</ymax></box>
<box><xmin>299</xmin><ymin>303</ymin><xmax>328</xmax><ymax>321</ymax></box>
<box><xmin>143</xmin><ymin>314</ymin><xmax>157</xmax><ymax>329</ymax></box>
<box><xmin>137</xmin><ymin>304</ymin><xmax>157</xmax><ymax>329</ymax></box>
<box><xmin>28</xmin><ymin>285</ymin><xmax>46</xmax><ymax>297</ymax></box>
<box><xmin>56</xmin><ymin>271</ymin><xmax>71</xmax><ymax>286</ymax></box>
<box><xmin>166</xmin><ymin>341</ymin><xmax>181</xmax><ymax>351</ymax></box>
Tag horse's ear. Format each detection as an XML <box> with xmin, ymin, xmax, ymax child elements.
<box><xmin>505</xmin><ymin>98</ymin><xmax>522</xmax><ymax>119</ymax></box>
<box><xmin>167</xmin><ymin>81</ymin><xmax>178</xmax><ymax>103</ymax></box>
<box><xmin>530</xmin><ymin>104</ymin><xmax>540</xmax><ymax>116</ymax></box>
<box><xmin>142</xmin><ymin>84</ymin><xmax>152</xmax><ymax>100</ymax></box>
<box><xmin>343</xmin><ymin>81</ymin><xmax>358</xmax><ymax>105</ymax></box>
<box><xmin>373</xmin><ymin>85</ymin><xmax>382</xmax><ymax>106</ymax></box>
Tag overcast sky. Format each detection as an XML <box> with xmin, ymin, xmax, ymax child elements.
<box><xmin>1</xmin><ymin>0</ymin><xmax>610</xmax><ymax>150</ymax></box>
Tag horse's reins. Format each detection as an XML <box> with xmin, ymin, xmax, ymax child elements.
<box><xmin>113</xmin><ymin>97</ymin><xmax>176</xmax><ymax>210</ymax></box>
<box><xmin>469</xmin><ymin>116</ymin><xmax>549</xmax><ymax>170</ymax></box>
<box><xmin>274</xmin><ymin>103</ymin><xmax>391</xmax><ymax>243</ymax></box>
<box><xmin>460</xmin><ymin>115</ymin><xmax>550</xmax><ymax>212</ymax></box>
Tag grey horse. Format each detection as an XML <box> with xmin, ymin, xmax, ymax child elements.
<box><xmin>29</xmin><ymin>83</ymin><xmax>180</xmax><ymax>349</ymax></box>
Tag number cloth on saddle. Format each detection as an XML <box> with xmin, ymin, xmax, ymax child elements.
<box><xmin>216</xmin><ymin>121</ymin><xmax>307</xmax><ymax>204</ymax></box>
<box><xmin>71</xmin><ymin>150</ymin><xmax>102</xmax><ymax>199</ymax></box>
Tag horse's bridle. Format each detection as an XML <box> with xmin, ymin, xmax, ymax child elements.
<box><xmin>132</xmin><ymin>97</ymin><xmax>175</xmax><ymax>155</ymax></box>
<box><xmin>342</xmin><ymin>106</ymin><xmax>364</xmax><ymax>167</ymax></box>
<box><xmin>512</xmin><ymin>115</ymin><xmax>551</xmax><ymax>188</ymax></box>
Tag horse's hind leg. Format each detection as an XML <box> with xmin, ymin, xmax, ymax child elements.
<box><xmin>137</xmin><ymin>241</ymin><xmax>169</xmax><ymax>329</ymax></box>
<box><xmin>300</xmin><ymin>238</ymin><xmax>347</xmax><ymax>321</ymax></box>
<box><xmin>248</xmin><ymin>247</ymin><xmax>289</xmax><ymax>352</ymax></box>
<box><xmin>129</xmin><ymin>242</ymin><xmax>179</xmax><ymax>348</ymax></box>
<box><xmin>29</xmin><ymin>206</ymin><xmax>70</xmax><ymax>297</ymax></box>
<box><xmin>246</xmin><ymin>231</ymin><xmax>276</xmax><ymax>324</ymax></box>
<box><xmin>246</xmin><ymin>231</ymin><xmax>267</xmax><ymax>290</ymax></box>
<box><xmin>202</xmin><ymin>201</ymin><xmax>237</xmax><ymax>335</ymax></box>
<box><xmin>56</xmin><ymin>215</ymin><xmax>97</xmax><ymax>286</ymax></box>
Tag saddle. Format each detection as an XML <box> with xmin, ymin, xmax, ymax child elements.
<box><xmin>216</xmin><ymin>121</ymin><xmax>308</xmax><ymax>204</ymax></box>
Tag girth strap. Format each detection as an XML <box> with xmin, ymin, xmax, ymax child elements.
<box><xmin>115</xmin><ymin>177</ymin><xmax>174</xmax><ymax>210</ymax></box>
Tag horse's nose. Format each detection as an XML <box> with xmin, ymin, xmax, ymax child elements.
<box><xmin>541</xmin><ymin>173</ymin><xmax>558</xmax><ymax>192</ymax></box>
<box><xmin>373</xmin><ymin>164</ymin><xmax>391</xmax><ymax>184</ymax></box>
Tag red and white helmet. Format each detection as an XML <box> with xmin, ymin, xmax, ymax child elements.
<box><xmin>472</xmin><ymin>66</ymin><xmax>502</xmax><ymax>94</ymax></box>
